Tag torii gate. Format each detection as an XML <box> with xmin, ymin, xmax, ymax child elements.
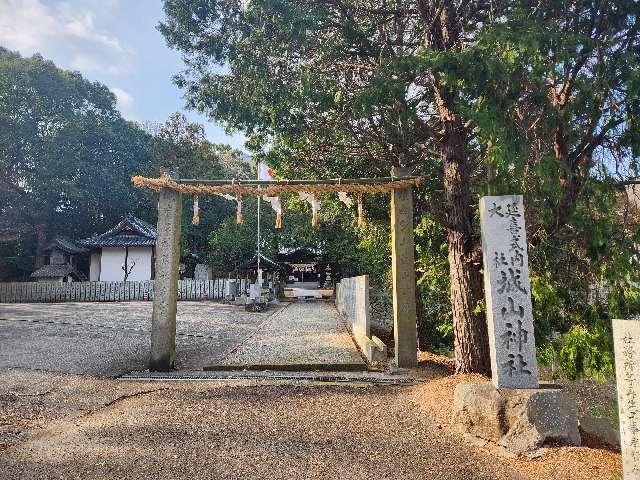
<box><xmin>133</xmin><ymin>167</ymin><xmax>421</xmax><ymax>370</ymax></box>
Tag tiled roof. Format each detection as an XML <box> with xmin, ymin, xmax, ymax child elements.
<box><xmin>30</xmin><ymin>264</ymin><xmax>85</xmax><ymax>280</ymax></box>
<box><xmin>277</xmin><ymin>248</ymin><xmax>319</xmax><ymax>263</ymax></box>
<box><xmin>239</xmin><ymin>252</ymin><xmax>285</xmax><ymax>272</ymax></box>
<box><xmin>48</xmin><ymin>237</ymin><xmax>88</xmax><ymax>255</ymax></box>
<box><xmin>120</xmin><ymin>214</ymin><xmax>157</xmax><ymax>238</ymax></box>
<box><xmin>78</xmin><ymin>214</ymin><xmax>157</xmax><ymax>248</ymax></box>
<box><xmin>84</xmin><ymin>234</ymin><xmax>156</xmax><ymax>247</ymax></box>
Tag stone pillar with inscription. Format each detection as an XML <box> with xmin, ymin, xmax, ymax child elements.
<box><xmin>390</xmin><ymin>166</ymin><xmax>417</xmax><ymax>368</ymax></box>
<box><xmin>149</xmin><ymin>185</ymin><xmax>182</xmax><ymax>372</ymax></box>
<box><xmin>479</xmin><ymin>195</ymin><xmax>538</xmax><ymax>389</ymax></box>
<box><xmin>613</xmin><ymin>319</ymin><xmax>640</xmax><ymax>480</ymax></box>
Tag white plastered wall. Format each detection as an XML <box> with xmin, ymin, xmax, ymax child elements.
<box><xmin>99</xmin><ymin>246</ymin><xmax>152</xmax><ymax>281</ymax></box>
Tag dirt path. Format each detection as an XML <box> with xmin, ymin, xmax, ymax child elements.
<box><xmin>0</xmin><ymin>370</ymin><xmax>522</xmax><ymax>480</ymax></box>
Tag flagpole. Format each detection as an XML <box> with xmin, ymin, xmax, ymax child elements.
<box><xmin>257</xmin><ymin>197</ymin><xmax>261</xmax><ymax>273</ymax></box>
<box><xmin>256</xmin><ymin>162</ymin><xmax>261</xmax><ymax>283</ymax></box>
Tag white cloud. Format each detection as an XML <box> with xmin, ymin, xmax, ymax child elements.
<box><xmin>0</xmin><ymin>0</ymin><xmax>134</xmax><ymax>75</ymax></box>
<box><xmin>111</xmin><ymin>87</ymin><xmax>137</xmax><ymax>120</ymax></box>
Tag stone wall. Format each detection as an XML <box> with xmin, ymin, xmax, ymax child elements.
<box><xmin>335</xmin><ymin>275</ymin><xmax>369</xmax><ymax>337</ymax></box>
<box><xmin>336</xmin><ymin>279</ymin><xmax>393</xmax><ymax>331</ymax></box>
<box><xmin>370</xmin><ymin>288</ymin><xmax>393</xmax><ymax>331</ymax></box>
<box><xmin>335</xmin><ymin>275</ymin><xmax>387</xmax><ymax>362</ymax></box>
<box><xmin>194</xmin><ymin>264</ymin><xmax>212</xmax><ymax>281</ymax></box>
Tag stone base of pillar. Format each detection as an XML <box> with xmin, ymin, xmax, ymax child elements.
<box><xmin>452</xmin><ymin>381</ymin><xmax>581</xmax><ymax>454</ymax></box>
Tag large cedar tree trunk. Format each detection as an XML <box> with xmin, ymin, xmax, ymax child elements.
<box><xmin>441</xmin><ymin>111</ymin><xmax>490</xmax><ymax>374</ymax></box>
<box><xmin>420</xmin><ymin>0</ymin><xmax>490</xmax><ymax>374</ymax></box>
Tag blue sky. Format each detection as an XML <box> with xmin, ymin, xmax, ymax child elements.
<box><xmin>0</xmin><ymin>0</ymin><xmax>246</xmax><ymax>150</ymax></box>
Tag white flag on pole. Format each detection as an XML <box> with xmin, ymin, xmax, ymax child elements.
<box><xmin>337</xmin><ymin>191</ymin><xmax>353</xmax><ymax>207</ymax></box>
<box><xmin>258</xmin><ymin>162</ymin><xmax>274</xmax><ymax>181</ymax></box>
<box><xmin>259</xmin><ymin>163</ymin><xmax>282</xmax><ymax>228</ymax></box>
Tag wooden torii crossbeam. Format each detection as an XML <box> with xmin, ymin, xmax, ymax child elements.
<box><xmin>133</xmin><ymin>168</ymin><xmax>420</xmax><ymax>371</ymax></box>
<box><xmin>132</xmin><ymin>174</ymin><xmax>422</xmax><ymax>196</ymax></box>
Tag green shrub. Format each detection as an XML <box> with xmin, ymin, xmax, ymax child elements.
<box><xmin>545</xmin><ymin>324</ymin><xmax>615</xmax><ymax>381</ymax></box>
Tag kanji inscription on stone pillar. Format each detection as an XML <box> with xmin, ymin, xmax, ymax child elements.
<box><xmin>150</xmin><ymin>186</ymin><xmax>182</xmax><ymax>371</ymax></box>
<box><xmin>390</xmin><ymin>166</ymin><xmax>417</xmax><ymax>368</ymax></box>
<box><xmin>480</xmin><ymin>195</ymin><xmax>538</xmax><ymax>389</ymax></box>
<box><xmin>613</xmin><ymin>319</ymin><xmax>640</xmax><ymax>480</ymax></box>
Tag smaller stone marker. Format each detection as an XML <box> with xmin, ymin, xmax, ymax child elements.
<box><xmin>249</xmin><ymin>283</ymin><xmax>260</xmax><ymax>300</ymax></box>
<box><xmin>613</xmin><ymin>319</ymin><xmax>640</xmax><ymax>480</ymax></box>
<box><xmin>480</xmin><ymin>195</ymin><xmax>538</xmax><ymax>389</ymax></box>
<box><xmin>194</xmin><ymin>263</ymin><xmax>212</xmax><ymax>281</ymax></box>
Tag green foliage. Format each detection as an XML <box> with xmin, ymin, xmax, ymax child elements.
<box><xmin>208</xmin><ymin>219</ymin><xmax>263</xmax><ymax>274</ymax></box>
<box><xmin>351</xmin><ymin>221</ymin><xmax>391</xmax><ymax>284</ymax></box>
<box><xmin>145</xmin><ymin>112</ymin><xmax>250</xmax><ymax>180</ymax></box>
<box><xmin>160</xmin><ymin>0</ymin><xmax>640</xmax><ymax>377</ymax></box>
<box><xmin>207</xmin><ymin>191</ymin><xmax>392</xmax><ymax>282</ymax></box>
<box><xmin>530</xmin><ymin>273</ymin><xmax>567</xmax><ymax>343</ymax></box>
<box><xmin>542</xmin><ymin>324</ymin><xmax>615</xmax><ymax>381</ymax></box>
<box><xmin>0</xmin><ymin>49</ymin><xmax>248</xmax><ymax>281</ymax></box>
<box><xmin>146</xmin><ymin>112</ymin><xmax>250</xmax><ymax>274</ymax></box>
<box><xmin>415</xmin><ymin>216</ymin><xmax>452</xmax><ymax>349</ymax></box>
<box><xmin>0</xmin><ymin>47</ymin><xmax>154</xmax><ymax>278</ymax></box>
<box><xmin>536</xmin><ymin>342</ymin><xmax>556</xmax><ymax>371</ymax></box>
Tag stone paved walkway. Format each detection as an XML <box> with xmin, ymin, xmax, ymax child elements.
<box><xmin>220</xmin><ymin>301</ymin><xmax>365</xmax><ymax>369</ymax></box>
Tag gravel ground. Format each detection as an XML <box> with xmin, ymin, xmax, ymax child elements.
<box><xmin>4</xmin><ymin>302</ymin><xmax>613</xmax><ymax>478</ymax></box>
<box><xmin>0</xmin><ymin>302</ymin><xmax>276</xmax><ymax>376</ymax></box>
<box><xmin>409</xmin><ymin>362</ymin><xmax>622</xmax><ymax>480</ymax></box>
<box><xmin>221</xmin><ymin>301</ymin><xmax>365</xmax><ymax>368</ymax></box>
<box><xmin>0</xmin><ymin>369</ymin><xmax>159</xmax><ymax>451</ymax></box>
<box><xmin>0</xmin><ymin>369</ymin><xmax>523</xmax><ymax>480</ymax></box>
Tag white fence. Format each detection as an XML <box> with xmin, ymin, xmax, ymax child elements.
<box><xmin>0</xmin><ymin>279</ymin><xmax>229</xmax><ymax>303</ymax></box>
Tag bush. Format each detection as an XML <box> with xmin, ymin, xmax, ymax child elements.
<box><xmin>540</xmin><ymin>323</ymin><xmax>615</xmax><ymax>381</ymax></box>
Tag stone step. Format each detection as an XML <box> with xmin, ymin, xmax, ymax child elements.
<box><xmin>204</xmin><ymin>362</ymin><xmax>367</xmax><ymax>372</ymax></box>
<box><xmin>119</xmin><ymin>370</ymin><xmax>418</xmax><ymax>385</ymax></box>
